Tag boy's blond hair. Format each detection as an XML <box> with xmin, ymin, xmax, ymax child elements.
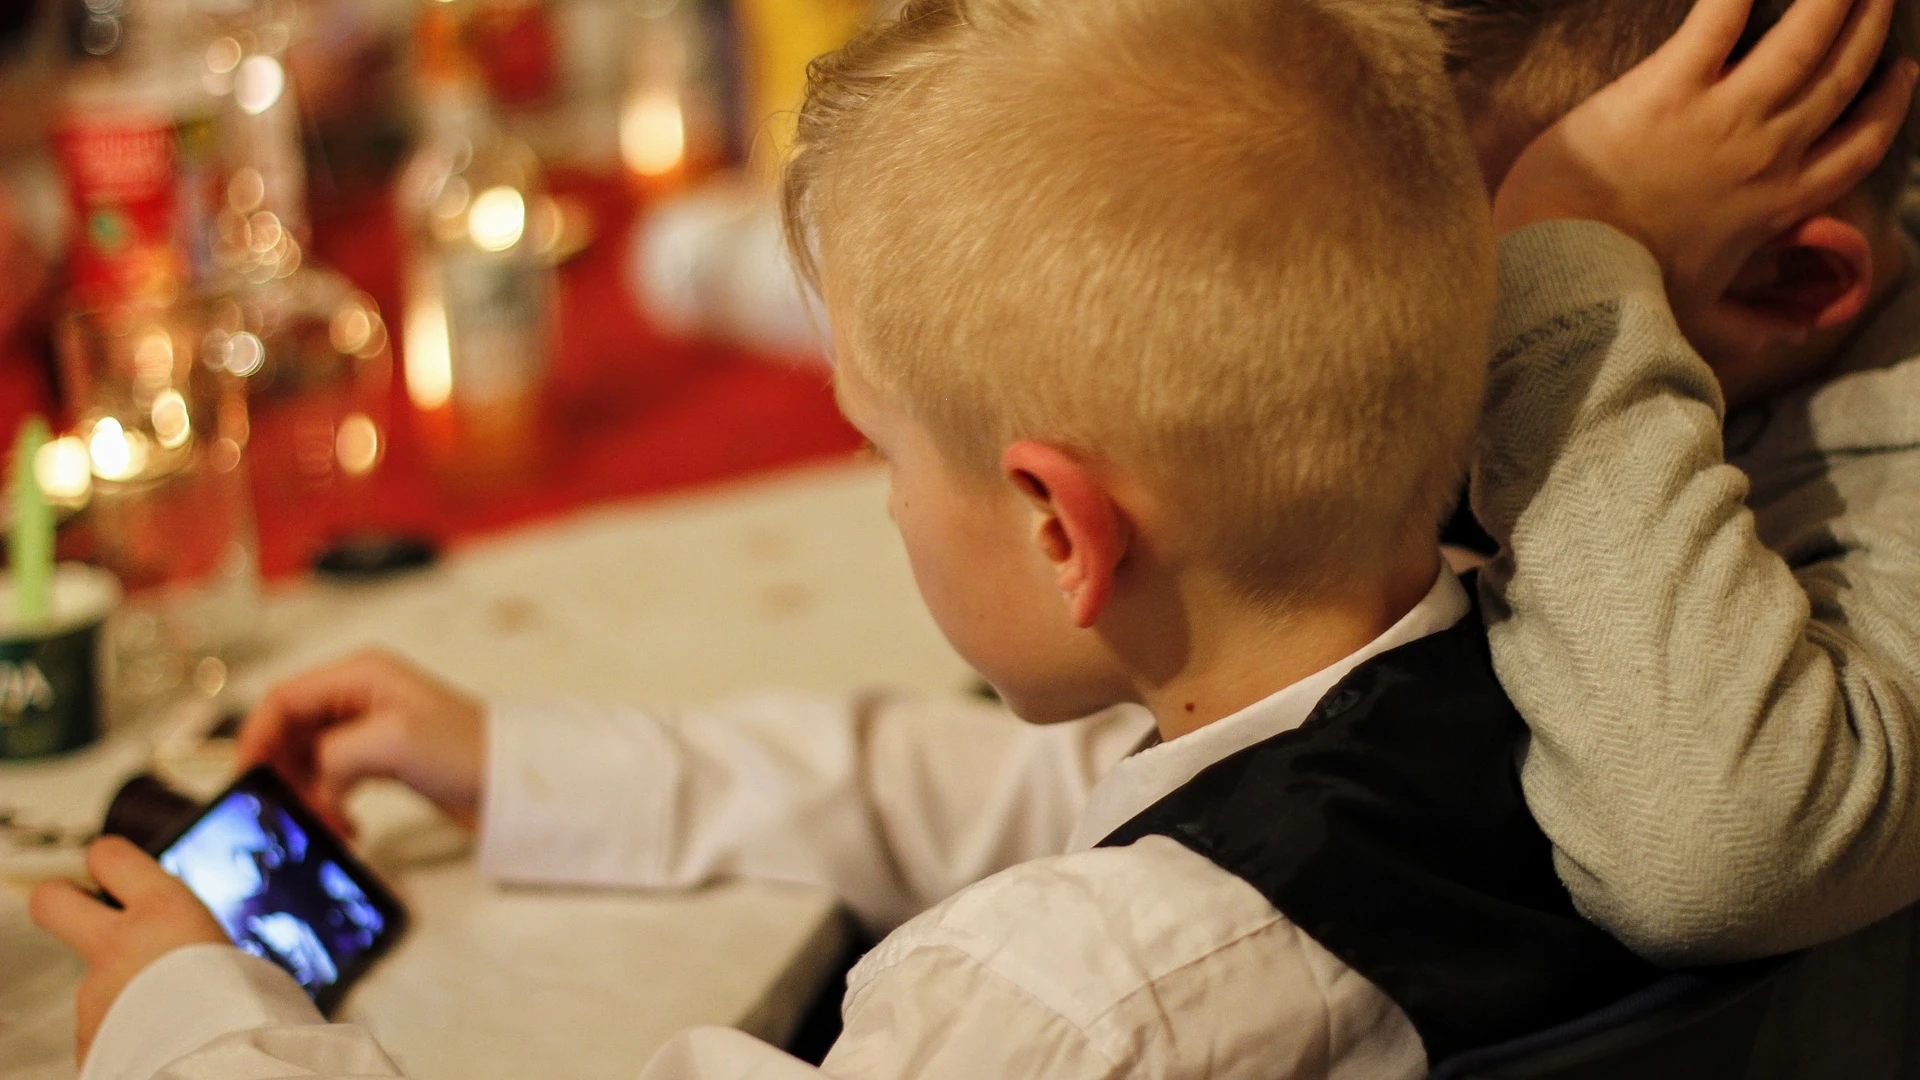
<box><xmin>784</xmin><ymin>0</ymin><xmax>1495</xmax><ymax>599</ymax></box>
<box><xmin>1430</xmin><ymin>0</ymin><xmax>1920</xmax><ymax>203</ymax></box>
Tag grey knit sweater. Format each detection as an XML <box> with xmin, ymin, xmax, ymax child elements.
<box><xmin>1479</xmin><ymin>221</ymin><xmax>1920</xmax><ymax>1072</ymax></box>
<box><xmin>1479</xmin><ymin>220</ymin><xmax>1920</xmax><ymax>963</ymax></box>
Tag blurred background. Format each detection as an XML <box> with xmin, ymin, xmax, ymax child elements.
<box><xmin>0</xmin><ymin>0</ymin><xmax>882</xmax><ymax>718</ymax></box>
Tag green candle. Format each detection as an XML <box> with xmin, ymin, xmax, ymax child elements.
<box><xmin>10</xmin><ymin>416</ymin><xmax>53</xmax><ymax>625</ymax></box>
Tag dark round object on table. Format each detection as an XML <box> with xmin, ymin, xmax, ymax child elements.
<box><xmin>102</xmin><ymin>773</ymin><xmax>202</xmax><ymax>853</ymax></box>
<box><xmin>313</xmin><ymin>534</ymin><xmax>440</xmax><ymax>579</ymax></box>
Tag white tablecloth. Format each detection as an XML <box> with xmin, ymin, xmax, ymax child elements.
<box><xmin>1</xmin><ymin>461</ymin><xmax>974</xmax><ymax>1080</ymax></box>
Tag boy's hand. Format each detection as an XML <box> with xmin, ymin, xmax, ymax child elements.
<box><xmin>1493</xmin><ymin>0</ymin><xmax>1918</xmax><ymax>339</ymax></box>
<box><xmin>29</xmin><ymin>837</ymin><xmax>229</xmax><ymax>1065</ymax></box>
<box><xmin>239</xmin><ymin>650</ymin><xmax>487</xmax><ymax>836</ymax></box>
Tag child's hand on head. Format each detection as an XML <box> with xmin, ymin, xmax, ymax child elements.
<box><xmin>239</xmin><ymin>650</ymin><xmax>488</xmax><ymax>836</ymax></box>
<box><xmin>1493</xmin><ymin>0</ymin><xmax>1917</xmax><ymax>349</ymax></box>
<box><xmin>29</xmin><ymin>837</ymin><xmax>229</xmax><ymax>1065</ymax></box>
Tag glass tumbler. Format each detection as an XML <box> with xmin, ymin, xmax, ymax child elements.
<box><xmin>56</xmin><ymin>300</ymin><xmax>261</xmax><ymax>713</ymax></box>
<box><xmin>207</xmin><ymin>268</ymin><xmax>394</xmax><ymax>550</ymax></box>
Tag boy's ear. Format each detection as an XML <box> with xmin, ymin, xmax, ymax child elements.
<box><xmin>1723</xmin><ymin>214</ymin><xmax>1874</xmax><ymax>334</ymax></box>
<box><xmin>1002</xmin><ymin>442</ymin><xmax>1128</xmax><ymax>630</ymax></box>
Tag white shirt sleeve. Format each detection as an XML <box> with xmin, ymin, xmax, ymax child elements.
<box><xmin>81</xmin><ymin>944</ymin><xmax>396</xmax><ymax>1080</ymax></box>
<box><xmin>479</xmin><ymin>693</ymin><xmax>1154</xmax><ymax>931</ymax></box>
<box><xmin>92</xmin><ymin>839</ymin><xmax>1424</xmax><ymax>1080</ymax></box>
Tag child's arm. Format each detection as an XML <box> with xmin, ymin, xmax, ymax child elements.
<box><xmin>1482</xmin><ymin>0</ymin><xmax>1920</xmax><ymax>962</ymax></box>
<box><xmin>477</xmin><ymin>692</ymin><xmax>1149</xmax><ymax>932</ymax></box>
<box><xmin>43</xmin><ymin>835</ymin><xmax>1396</xmax><ymax>1080</ymax></box>
<box><xmin>241</xmin><ymin>651</ymin><xmax>1151</xmax><ymax>934</ymax></box>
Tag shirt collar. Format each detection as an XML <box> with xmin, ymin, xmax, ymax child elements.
<box><xmin>1064</xmin><ymin>565</ymin><xmax>1472</xmax><ymax>852</ymax></box>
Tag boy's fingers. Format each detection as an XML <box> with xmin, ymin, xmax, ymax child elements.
<box><xmin>309</xmin><ymin>719</ymin><xmax>400</xmax><ymax>830</ymax></box>
<box><xmin>236</xmin><ymin>654</ymin><xmax>383</xmax><ymax>768</ymax></box>
<box><xmin>1665</xmin><ymin>0</ymin><xmax>1762</xmax><ymax>80</ymax></box>
<box><xmin>1780</xmin><ymin>0</ymin><xmax>1898</xmax><ymax>144</ymax></box>
<box><xmin>1798</xmin><ymin>57</ymin><xmax>1918</xmax><ymax>210</ymax></box>
<box><xmin>1735</xmin><ymin>0</ymin><xmax>1869</xmax><ymax>107</ymax></box>
<box><xmin>28</xmin><ymin>879</ymin><xmax>117</xmax><ymax>951</ymax></box>
<box><xmin>85</xmin><ymin>836</ymin><xmax>177</xmax><ymax>906</ymax></box>
<box><xmin>234</xmin><ymin>696</ymin><xmax>296</xmax><ymax>772</ymax></box>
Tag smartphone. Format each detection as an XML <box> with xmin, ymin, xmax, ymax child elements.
<box><xmin>150</xmin><ymin>765</ymin><xmax>408</xmax><ymax>1014</ymax></box>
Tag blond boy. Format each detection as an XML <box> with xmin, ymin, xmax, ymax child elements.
<box><xmin>29</xmin><ymin>0</ymin><xmax>1902</xmax><ymax>1077</ymax></box>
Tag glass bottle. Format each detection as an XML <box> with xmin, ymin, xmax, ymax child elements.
<box><xmin>193</xmin><ymin>0</ymin><xmax>396</xmax><ymax>543</ymax></box>
<box><xmin>54</xmin><ymin>0</ymin><xmax>207</xmax><ymax>315</ymax></box>
<box><xmin>397</xmin><ymin>1</ymin><xmax>554</xmax><ymax>490</ymax></box>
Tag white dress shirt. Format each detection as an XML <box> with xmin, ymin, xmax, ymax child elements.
<box><xmin>80</xmin><ymin>569</ymin><xmax>1470</xmax><ymax>1080</ymax></box>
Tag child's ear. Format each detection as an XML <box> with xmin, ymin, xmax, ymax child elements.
<box><xmin>1723</xmin><ymin>214</ymin><xmax>1874</xmax><ymax>334</ymax></box>
<box><xmin>1002</xmin><ymin>442</ymin><xmax>1128</xmax><ymax>630</ymax></box>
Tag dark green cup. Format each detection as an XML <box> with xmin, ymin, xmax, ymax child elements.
<box><xmin>1</xmin><ymin>565</ymin><xmax>120</xmax><ymax>760</ymax></box>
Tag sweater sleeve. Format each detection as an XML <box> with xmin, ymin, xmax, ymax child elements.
<box><xmin>479</xmin><ymin>692</ymin><xmax>1152</xmax><ymax>934</ymax></box>
<box><xmin>1474</xmin><ymin>220</ymin><xmax>1920</xmax><ymax>964</ymax></box>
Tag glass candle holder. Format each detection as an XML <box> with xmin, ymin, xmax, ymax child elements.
<box><xmin>55</xmin><ymin>300</ymin><xmax>261</xmax><ymax>711</ymax></box>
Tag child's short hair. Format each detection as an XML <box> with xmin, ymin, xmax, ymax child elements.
<box><xmin>783</xmin><ymin>0</ymin><xmax>1495</xmax><ymax>599</ymax></box>
<box><xmin>1430</xmin><ymin>0</ymin><xmax>1920</xmax><ymax>204</ymax></box>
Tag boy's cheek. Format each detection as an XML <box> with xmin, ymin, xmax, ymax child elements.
<box><xmin>953</xmin><ymin>609</ymin><xmax>1128</xmax><ymax>725</ymax></box>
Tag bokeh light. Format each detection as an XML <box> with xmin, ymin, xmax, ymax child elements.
<box><xmin>469</xmin><ymin>186</ymin><xmax>527</xmax><ymax>252</ymax></box>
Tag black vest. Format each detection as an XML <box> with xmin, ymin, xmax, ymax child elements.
<box><xmin>1097</xmin><ymin>601</ymin><xmax>1663</xmax><ymax>1062</ymax></box>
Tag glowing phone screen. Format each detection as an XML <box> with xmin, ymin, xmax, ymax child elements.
<box><xmin>158</xmin><ymin>784</ymin><xmax>393</xmax><ymax>1001</ymax></box>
